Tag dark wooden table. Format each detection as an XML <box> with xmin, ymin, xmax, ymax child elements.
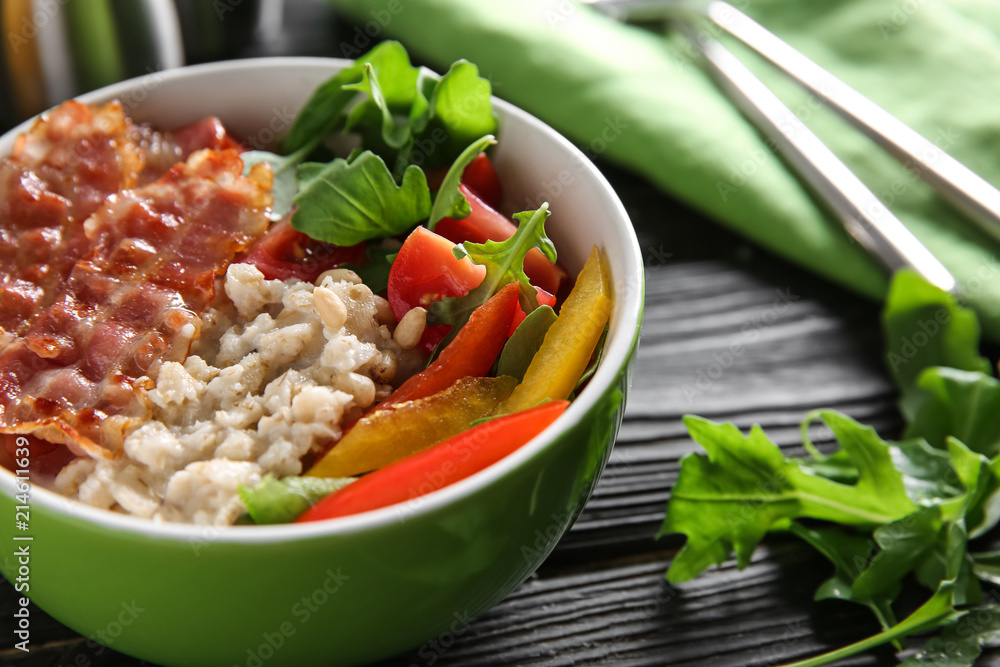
<box><xmin>4</xmin><ymin>1</ymin><xmax>1000</xmax><ymax>665</ymax></box>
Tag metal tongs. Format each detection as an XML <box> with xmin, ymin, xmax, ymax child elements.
<box><xmin>586</xmin><ymin>0</ymin><xmax>1000</xmax><ymax>294</ymax></box>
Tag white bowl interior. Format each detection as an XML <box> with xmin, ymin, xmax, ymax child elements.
<box><xmin>0</xmin><ymin>57</ymin><xmax>643</xmax><ymax>541</ymax></box>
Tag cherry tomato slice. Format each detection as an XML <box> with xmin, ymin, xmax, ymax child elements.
<box><xmin>424</xmin><ymin>153</ymin><xmax>503</xmax><ymax>209</ymax></box>
<box><xmin>239</xmin><ymin>220</ymin><xmax>366</xmax><ymax>283</ymax></box>
<box><xmin>460</xmin><ymin>153</ymin><xmax>503</xmax><ymax>209</ymax></box>
<box><xmin>387</xmin><ymin>226</ymin><xmax>486</xmax><ymax>352</ymax></box>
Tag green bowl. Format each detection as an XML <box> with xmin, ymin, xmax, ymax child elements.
<box><xmin>0</xmin><ymin>58</ymin><xmax>643</xmax><ymax>666</ymax></box>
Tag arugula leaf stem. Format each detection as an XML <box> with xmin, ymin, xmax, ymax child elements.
<box><xmin>778</xmin><ymin>583</ymin><xmax>961</xmax><ymax>667</ymax></box>
<box><xmin>671</xmin><ymin>490</ymin><xmax>903</xmax><ymax>526</ymax></box>
<box><xmin>795</xmin><ymin>491</ymin><xmax>905</xmax><ymax>525</ymax></box>
<box><xmin>800</xmin><ymin>409</ymin><xmax>829</xmax><ymax>461</ymax></box>
<box><xmin>277</xmin><ymin>143</ymin><xmax>314</xmax><ymax>174</ymax></box>
<box><xmin>428</xmin><ymin>134</ymin><xmax>497</xmax><ymax>228</ymax></box>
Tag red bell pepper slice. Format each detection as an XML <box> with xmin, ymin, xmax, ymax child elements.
<box><xmin>296</xmin><ymin>399</ymin><xmax>569</xmax><ymax>522</ymax></box>
<box><xmin>376</xmin><ymin>281</ymin><xmax>520</xmax><ymax>411</ymax></box>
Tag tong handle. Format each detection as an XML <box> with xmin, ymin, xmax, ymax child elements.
<box><xmin>704</xmin><ymin>1</ymin><xmax>1000</xmax><ymax>244</ymax></box>
<box><xmin>691</xmin><ymin>30</ymin><xmax>956</xmax><ymax>291</ymax></box>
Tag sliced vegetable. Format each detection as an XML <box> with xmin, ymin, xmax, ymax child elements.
<box><xmin>238</xmin><ymin>219</ymin><xmax>365</xmax><ymax>283</ymax></box>
<box><xmin>387</xmin><ymin>226</ymin><xmax>486</xmax><ymax>351</ymax></box>
<box><xmin>499</xmin><ymin>246</ymin><xmax>612</xmax><ymax>414</ymax></box>
<box><xmin>297</xmin><ymin>399</ymin><xmax>569</xmax><ymax>522</ymax></box>
<box><xmin>430</xmin><ymin>204</ymin><xmax>557</xmax><ymax>350</ymax></box>
<box><xmin>572</xmin><ymin>324</ymin><xmax>609</xmax><ymax>396</ymax></box>
<box><xmin>497</xmin><ymin>305</ymin><xmax>557</xmax><ymax>383</ymax></box>
<box><xmin>238</xmin><ymin>474</ymin><xmax>354</xmax><ymax>525</ymax></box>
<box><xmin>435</xmin><ymin>185</ymin><xmax>565</xmax><ymax>295</ymax></box>
<box><xmin>459</xmin><ymin>152</ymin><xmax>503</xmax><ymax>209</ymax></box>
<box><xmin>380</xmin><ymin>282</ymin><xmax>520</xmax><ymax>410</ymax></box>
<box><xmin>424</xmin><ymin>152</ymin><xmax>503</xmax><ymax>209</ymax></box>
<box><xmin>306</xmin><ymin>375</ymin><xmax>517</xmax><ymax>479</ymax></box>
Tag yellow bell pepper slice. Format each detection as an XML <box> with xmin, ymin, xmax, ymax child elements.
<box><xmin>499</xmin><ymin>246</ymin><xmax>612</xmax><ymax>414</ymax></box>
<box><xmin>306</xmin><ymin>375</ymin><xmax>517</xmax><ymax>478</ymax></box>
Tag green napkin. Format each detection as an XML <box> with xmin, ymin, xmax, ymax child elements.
<box><xmin>64</xmin><ymin>0</ymin><xmax>125</xmax><ymax>93</ymax></box>
<box><xmin>327</xmin><ymin>0</ymin><xmax>1000</xmax><ymax>339</ymax></box>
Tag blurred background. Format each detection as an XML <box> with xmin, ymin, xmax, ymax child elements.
<box><xmin>0</xmin><ymin>0</ymin><xmax>357</xmax><ymax>133</ymax></box>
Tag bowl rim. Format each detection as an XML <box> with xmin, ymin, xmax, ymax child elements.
<box><xmin>0</xmin><ymin>56</ymin><xmax>644</xmax><ymax>542</ymax></box>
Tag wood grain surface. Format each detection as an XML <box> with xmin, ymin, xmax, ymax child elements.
<box><xmin>3</xmin><ymin>2</ymin><xmax>1000</xmax><ymax>665</ymax></box>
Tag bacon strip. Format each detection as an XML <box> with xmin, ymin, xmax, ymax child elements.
<box><xmin>0</xmin><ymin>149</ymin><xmax>273</xmax><ymax>458</ymax></box>
<box><xmin>0</xmin><ymin>101</ymin><xmax>145</xmax><ymax>349</ymax></box>
<box><xmin>0</xmin><ymin>103</ymin><xmax>243</xmax><ymax>351</ymax></box>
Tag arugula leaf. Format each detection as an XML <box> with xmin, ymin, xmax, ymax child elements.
<box><xmin>890</xmin><ymin>439</ymin><xmax>964</xmax><ymax>507</ymax></box>
<box><xmin>883</xmin><ymin>270</ymin><xmax>989</xmax><ymax>393</ymax></box>
<box><xmin>428</xmin><ymin>134</ymin><xmax>497</xmax><ymax>228</ymax></box>
<box><xmin>903</xmin><ymin>368</ymin><xmax>1000</xmax><ymax>458</ymax></box>
<box><xmin>428</xmin><ymin>203</ymin><xmax>557</xmax><ymax>350</ymax></box>
<box><xmin>341</xmin><ymin>246</ymin><xmax>397</xmax><ymax>294</ymax></box>
<box><xmin>941</xmin><ymin>438</ymin><xmax>993</xmax><ymax>520</ymax></box>
<box><xmin>282</xmin><ymin>41</ymin><xmax>495</xmax><ymax>183</ymax></box>
<box><xmin>238</xmin><ymin>474</ymin><xmax>354</xmax><ymax>525</ymax></box>
<box><xmin>663</xmin><ymin>271</ymin><xmax>1000</xmax><ymax>665</ymax></box>
<box><xmin>345</xmin><ymin>62</ymin><xmax>415</xmax><ymax>152</ymax></box>
<box><xmin>790</xmin><ymin>523</ymin><xmax>898</xmax><ymax>630</ymax></box>
<box><xmin>900</xmin><ymin>605</ymin><xmax>1000</xmax><ymax>666</ymax></box>
<box><xmin>291</xmin><ymin>151</ymin><xmax>431</xmax><ymax>245</ymax></box>
<box><xmin>497</xmin><ymin>305</ymin><xmax>557</xmax><ymax>382</ymax></box>
<box><xmin>970</xmin><ymin>551</ymin><xmax>1000</xmax><ymax>585</ymax></box>
<box><xmin>241</xmin><ymin>150</ymin><xmax>298</xmax><ymax>220</ymax></box>
<box><xmin>794</xmin><ymin>438</ymin><xmax>985</xmax><ymax>632</ymax></box>
<box><xmin>659</xmin><ymin>411</ymin><xmax>916</xmax><ymax>583</ymax></box>
<box><xmin>966</xmin><ymin>457</ymin><xmax>1000</xmax><ymax>538</ymax></box>
<box><xmin>914</xmin><ymin>521</ymin><xmax>982</xmax><ymax>606</ymax></box>
<box><xmin>851</xmin><ymin>507</ymin><xmax>941</xmax><ymax>604</ymax></box>
<box><xmin>425</xmin><ymin>60</ymin><xmax>498</xmax><ymax>161</ymax></box>
<box><xmin>282</xmin><ymin>42</ymin><xmax>398</xmax><ymax>155</ymax></box>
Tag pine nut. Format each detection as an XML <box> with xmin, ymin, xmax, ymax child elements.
<box><xmin>315</xmin><ymin>268</ymin><xmax>362</xmax><ymax>286</ymax></box>
<box><xmin>394</xmin><ymin>307</ymin><xmax>426</xmax><ymax>350</ymax></box>
<box><xmin>348</xmin><ymin>372</ymin><xmax>376</xmax><ymax>407</ymax></box>
<box><xmin>373</xmin><ymin>295</ymin><xmax>396</xmax><ymax>325</ymax></box>
<box><xmin>314</xmin><ymin>287</ymin><xmax>347</xmax><ymax>329</ymax></box>
<box><xmin>372</xmin><ymin>350</ymin><xmax>397</xmax><ymax>383</ymax></box>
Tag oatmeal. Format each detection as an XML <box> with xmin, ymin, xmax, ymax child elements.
<box><xmin>53</xmin><ymin>264</ymin><xmax>422</xmax><ymax>525</ymax></box>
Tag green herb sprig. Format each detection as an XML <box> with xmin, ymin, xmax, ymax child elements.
<box><xmin>660</xmin><ymin>270</ymin><xmax>1000</xmax><ymax>665</ymax></box>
